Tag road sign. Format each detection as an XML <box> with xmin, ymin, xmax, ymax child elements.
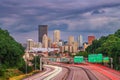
<box><xmin>49</xmin><ymin>58</ymin><xmax>56</xmax><ymax>62</ymax></box>
<box><xmin>60</xmin><ymin>58</ymin><xmax>69</xmax><ymax>62</ymax></box>
<box><xmin>74</xmin><ymin>56</ymin><xmax>84</xmax><ymax>63</ymax></box>
<box><xmin>103</xmin><ymin>57</ymin><xmax>109</xmax><ymax>63</ymax></box>
<box><xmin>88</xmin><ymin>54</ymin><xmax>103</xmax><ymax>63</ymax></box>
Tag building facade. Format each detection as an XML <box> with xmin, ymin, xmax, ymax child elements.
<box><xmin>53</xmin><ymin>30</ymin><xmax>60</xmax><ymax>43</ymax></box>
<box><xmin>88</xmin><ymin>36</ymin><xmax>95</xmax><ymax>45</ymax></box>
<box><xmin>27</xmin><ymin>39</ymin><xmax>34</xmax><ymax>50</ymax></box>
<box><xmin>42</xmin><ymin>34</ymin><xmax>48</xmax><ymax>48</ymax></box>
<box><xmin>78</xmin><ymin>35</ymin><xmax>83</xmax><ymax>47</ymax></box>
<box><xmin>38</xmin><ymin>25</ymin><xmax>48</xmax><ymax>42</ymax></box>
<box><xmin>68</xmin><ymin>36</ymin><xmax>74</xmax><ymax>46</ymax></box>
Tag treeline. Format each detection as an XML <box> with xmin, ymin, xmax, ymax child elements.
<box><xmin>86</xmin><ymin>29</ymin><xmax>120</xmax><ymax>70</ymax></box>
<box><xmin>0</xmin><ymin>28</ymin><xmax>25</xmax><ymax>78</ymax></box>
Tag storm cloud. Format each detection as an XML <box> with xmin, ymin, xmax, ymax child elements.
<box><xmin>0</xmin><ymin>0</ymin><xmax>120</xmax><ymax>43</ymax></box>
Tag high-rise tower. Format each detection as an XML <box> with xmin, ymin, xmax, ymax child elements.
<box><xmin>68</xmin><ymin>36</ymin><xmax>74</xmax><ymax>45</ymax></box>
<box><xmin>53</xmin><ymin>30</ymin><xmax>60</xmax><ymax>43</ymax></box>
<box><xmin>42</xmin><ymin>34</ymin><xmax>48</xmax><ymax>48</ymax></box>
<box><xmin>78</xmin><ymin>35</ymin><xmax>83</xmax><ymax>47</ymax></box>
<box><xmin>38</xmin><ymin>25</ymin><xmax>48</xmax><ymax>42</ymax></box>
<box><xmin>27</xmin><ymin>39</ymin><xmax>34</xmax><ymax>50</ymax></box>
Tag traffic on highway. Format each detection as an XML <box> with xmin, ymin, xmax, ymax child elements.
<box><xmin>23</xmin><ymin>56</ymin><xmax>120</xmax><ymax>80</ymax></box>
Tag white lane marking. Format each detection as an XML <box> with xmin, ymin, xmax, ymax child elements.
<box><xmin>43</xmin><ymin>65</ymin><xmax>62</xmax><ymax>80</ymax></box>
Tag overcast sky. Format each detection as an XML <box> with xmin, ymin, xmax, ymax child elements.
<box><xmin>0</xmin><ymin>0</ymin><xmax>120</xmax><ymax>43</ymax></box>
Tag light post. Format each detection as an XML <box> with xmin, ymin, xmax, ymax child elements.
<box><xmin>25</xmin><ymin>52</ymin><xmax>29</xmax><ymax>74</ymax></box>
<box><xmin>39</xmin><ymin>55</ymin><xmax>42</xmax><ymax>71</ymax></box>
<box><xmin>34</xmin><ymin>52</ymin><xmax>37</xmax><ymax>71</ymax></box>
<box><xmin>37</xmin><ymin>52</ymin><xmax>43</xmax><ymax>71</ymax></box>
<box><xmin>26</xmin><ymin>58</ymin><xmax>27</xmax><ymax>74</ymax></box>
<box><xmin>110</xmin><ymin>57</ymin><xmax>113</xmax><ymax>69</ymax></box>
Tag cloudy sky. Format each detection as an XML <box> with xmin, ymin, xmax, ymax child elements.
<box><xmin>0</xmin><ymin>0</ymin><xmax>120</xmax><ymax>43</ymax></box>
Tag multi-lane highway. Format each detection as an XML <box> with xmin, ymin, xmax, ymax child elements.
<box><xmin>23</xmin><ymin>65</ymin><xmax>62</xmax><ymax>80</ymax></box>
<box><xmin>24</xmin><ymin>63</ymin><xmax>120</xmax><ymax>80</ymax></box>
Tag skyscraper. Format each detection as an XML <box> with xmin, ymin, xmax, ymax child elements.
<box><xmin>88</xmin><ymin>35</ymin><xmax>95</xmax><ymax>45</ymax></box>
<box><xmin>53</xmin><ymin>30</ymin><xmax>60</xmax><ymax>43</ymax></box>
<box><xmin>27</xmin><ymin>39</ymin><xmax>34</xmax><ymax>50</ymax></box>
<box><xmin>42</xmin><ymin>34</ymin><xmax>48</xmax><ymax>48</ymax></box>
<box><xmin>68</xmin><ymin>36</ymin><xmax>74</xmax><ymax>45</ymax></box>
<box><xmin>38</xmin><ymin>25</ymin><xmax>48</xmax><ymax>42</ymax></box>
<box><xmin>78</xmin><ymin>35</ymin><xmax>83</xmax><ymax>47</ymax></box>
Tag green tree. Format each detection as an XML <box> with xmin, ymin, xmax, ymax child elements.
<box><xmin>86</xmin><ymin>29</ymin><xmax>120</xmax><ymax>70</ymax></box>
<box><xmin>31</xmin><ymin>56</ymin><xmax>40</xmax><ymax>70</ymax></box>
<box><xmin>76</xmin><ymin>51</ymin><xmax>88</xmax><ymax>57</ymax></box>
<box><xmin>0</xmin><ymin>28</ymin><xmax>25</xmax><ymax>69</ymax></box>
<box><xmin>115</xmin><ymin>29</ymin><xmax>120</xmax><ymax>38</ymax></box>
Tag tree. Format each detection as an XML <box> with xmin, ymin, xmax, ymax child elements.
<box><xmin>86</xmin><ymin>29</ymin><xmax>120</xmax><ymax>70</ymax></box>
<box><xmin>0</xmin><ymin>28</ymin><xmax>25</xmax><ymax>69</ymax></box>
<box><xmin>115</xmin><ymin>29</ymin><xmax>120</xmax><ymax>38</ymax></box>
<box><xmin>76</xmin><ymin>51</ymin><xmax>88</xmax><ymax>57</ymax></box>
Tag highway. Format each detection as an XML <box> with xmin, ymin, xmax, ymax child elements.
<box><xmin>23</xmin><ymin>65</ymin><xmax>62</xmax><ymax>80</ymax></box>
<box><xmin>24</xmin><ymin>63</ymin><xmax>120</xmax><ymax>80</ymax></box>
<box><xmin>52</xmin><ymin>63</ymin><xmax>120</xmax><ymax>80</ymax></box>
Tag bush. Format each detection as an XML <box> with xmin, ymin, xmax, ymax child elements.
<box><xmin>19</xmin><ymin>62</ymin><xmax>34</xmax><ymax>74</ymax></box>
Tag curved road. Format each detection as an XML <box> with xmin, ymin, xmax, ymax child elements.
<box><xmin>24</xmin><ymin>63</ymin><xmax>120</xmax><ymax>80</ymax></box>
<box><xmin>52</xmin><ymin>63</ymin><xmax>117</xmax><ymax>80</ymax></box>
<box><xmin>23</xmin><ymin>65</ymin><xmax>62</xmax><ymax>80</ymax></box>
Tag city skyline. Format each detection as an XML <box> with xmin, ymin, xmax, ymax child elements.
<box><xmin>0</xmin><ymin>0</ymin><xmax>120</xmax><ymax>43</ymax></box>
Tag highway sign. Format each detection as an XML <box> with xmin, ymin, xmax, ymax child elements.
<box><xmin>88</xmin><ymin>54</ymin><xmax>103</xmax><ymax>63</ymax></box>
<box><xmin>74</xmin><ymin>56</ymin><xmax>84</xmax><ymax>63</ymax></box>
<box><xmin>103</xmin><ymin>57</ymin><xmax>109</xmax><ymax>63</ymax></box>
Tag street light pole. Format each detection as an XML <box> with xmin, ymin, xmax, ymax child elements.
<box><xmin>25</xmin><ymin>52</ymin><xmax>28</xmax><ymax>74</ymax></box>
<box><xmin>110</xmin><ymin>58</ymin><xmax>113</xmax><ymax>69</ymax></box>
<box><xmin>40</xmin><ymin>55</ymin><xmax>42</xmax><ymax>71</ymax></box>
<box><xmin>35</xmin><ymin>53</ymin><xmax>37</xmax><ymax>71</ymax></box>
<box><xmin>25</xmin><ymin>58</ymin><xmax>27</xmax><ymax>74</ymax></box>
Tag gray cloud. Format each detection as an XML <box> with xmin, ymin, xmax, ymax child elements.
<box><xmin>0</xmin><ymin>0</ymin><xmax>120</xmax><ymax>43</ymax></box>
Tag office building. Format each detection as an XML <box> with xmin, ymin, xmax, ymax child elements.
<box><xmin>68</xmin><ymin>36</ymin><xmax>74</xmax><ymax>45</ymax></box>
<box><xmin>38</xmin><ymin>25</ymin><xmax>48</xmax><ymax>42</ymax></box>
<box><xmin>48</xmin><ymin>38</ymin><xmax>52</xmax><ymax>48</ymax></box>
<box><xmin>27</xmin><ymin>39</ymin><xmax>34</xmax><ymax>50</ymax></box>
<box><xmin>78</xmin><ymin>35</ymin><xmax>83</xmax><ymax>47</ymax></box>
<box><xmin>72</xmin><ymin>42</ymin><xmax>78</xmax><ymax>53</ymax></box>
<box><xmin>42</xmin><ymin>34</ymin><xmax>48</xmax><ymax>48</ymax></box>
<box><xmin>88</xmin><ymin>36</ymin><xmax>95</xmax><ymax>45</ymax></box>
<box><xmin>53</xmin><ymin>30</ymin><xmax>60</xmax><ymax>43</ymax></box>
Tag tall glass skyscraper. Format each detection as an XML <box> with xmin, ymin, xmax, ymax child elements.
<box><xmin>78</xmin><ymin>35</ymin><xmax>83</xmax><ymax>47</ymax></box>
<box><xmin>38</xmin><ymin>25</ymin><xmax>48</xmax><ymax>42</ymax></box>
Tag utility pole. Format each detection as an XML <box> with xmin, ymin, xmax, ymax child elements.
<box><xmin>40</xmin><ymin>56</ymin><xmax>42</xmax><ymax>71</ymax></box>
<box><xmin>110</xmin><ymin>58</ymin><xmax>113</xmax><ymax>69</ymax></box>
<box><xmin>25</xmin><ymin>58</ymin><xmax>27</xmax><ymax>74</ymax></box>
<box><xmin>25</xmin><ymin>53</ymin><xmax>28</xmax><ymax>74</ymax></box>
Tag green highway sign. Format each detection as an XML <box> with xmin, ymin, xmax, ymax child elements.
<box><xmin>103</xmin><ymin>57</ymin><xmax>109</xmax><ymax>63</ymax></box>
<box><xmin>74</xmin><ymin>56</ymin><xmax>84</xmax><ymax>63</ymax></box>
<box><xmin>88</xmin><ymin>54</ymin><xmax>103</xmax><ymax>63</ymax></box>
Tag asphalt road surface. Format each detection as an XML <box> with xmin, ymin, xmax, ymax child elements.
<box><xmin>23</xmin><ymin>63</ymin><xmax>120</xmax><ymax>80</ymax></box>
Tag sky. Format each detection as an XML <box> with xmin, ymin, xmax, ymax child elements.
<box><xmin>0</xmin><ymin>0</ymin><xmax>120</xmax><ymax>43</ymax></box>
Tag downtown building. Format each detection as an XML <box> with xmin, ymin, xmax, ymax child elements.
<box><xmin>53</xmin><ymin>30</ymin><xmax>60</xmax><ymax>43</ymax></box>
<box><xmin>88</xmin><ymin>35</ymin><xmax>95</xmax><ymax>45</ymax></box>
<box><xmin>53</xmin><ymin>30</ymin><xmax>60</xmax><ymax>47</ymax></box>
<box><xmin>38</xmin><ymin>25</ymin><xmax>48</xmax><ymax>43</ymax></box>
<box><xmin>68</xmin><ymin>36</ymin><xmax>74</xmax><ymax>46</ymax></box>
<box><xmin>42</xmin><ymin>34</ymin><xmax>48</xmax><ymax>48</ymax></box>
<box><xmin>78</xmin><ymin>35</ymin><xmax>83</xmax><ymax>48</ymax></box>
<box><xmin>59</xmin><ymin>36</ymin><xmax>78</xmax><ymax>55</ymax></box>
<box><xmin>26</xmin><ymin>39</ymin><xmax>42</xmax><ymax>51</ymax></box>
